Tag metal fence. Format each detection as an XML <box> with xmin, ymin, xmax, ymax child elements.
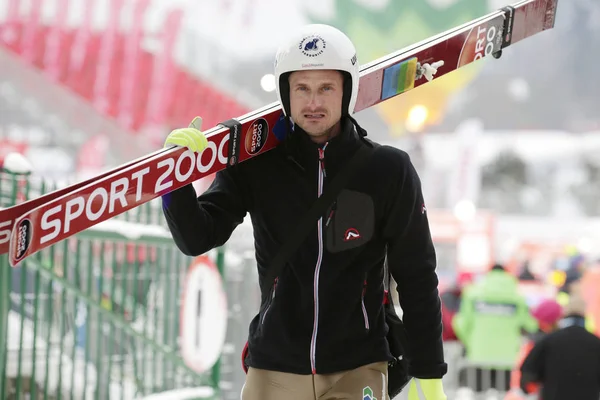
<box><xmin>0</xmin><ymin>169</ymin><xmax>221</xmax><ymax>400</ymax></box>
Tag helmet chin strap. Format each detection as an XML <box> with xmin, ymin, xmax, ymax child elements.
<box><xmin>279</xmin><ymin>73</ymin><xmax>292</xmax><ymax>117</ymax></box>
<box><xmin>346</xmin><ymin>115</ymin><xmax>367</xmax><ymax>138</ymax></box>
<box><xmin>341</xmin><ymin>71</ymin><xmax>352</xmax><ymax>116</ymax></box>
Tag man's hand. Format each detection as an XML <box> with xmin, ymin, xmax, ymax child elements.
<box><xmin>164</xmin><ymin>116</ymin><xmax>208</xmax><ymax>153</ymax></box>
<box><xmin>407</xmin><ymin>378</ymin><xmax>447</xmax><ymax>400</ymax></box>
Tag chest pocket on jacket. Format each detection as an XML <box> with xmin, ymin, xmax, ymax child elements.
<box><xmin>325</xmin><ymin>190</ymin><xmax>374</xmax><ymax>253</ymax></box>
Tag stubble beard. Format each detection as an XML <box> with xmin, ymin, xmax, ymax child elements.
<box><xmin>301</xmin><ymin>120</ymin><xmax>341</xmax><ymax>144</ymax></box>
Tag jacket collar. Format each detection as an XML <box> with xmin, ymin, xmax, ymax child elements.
<box><xmin>558</xmin><ymin>314</ymin><xmax>587</xmax><ymax>329</ymax></box>
<box><xmin>283</xmin><ymin>116</ymin><xmax>364</xmax><ymax>179</ymax></box>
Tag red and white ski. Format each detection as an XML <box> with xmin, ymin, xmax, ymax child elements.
<box><xmin>5</xmin><ymin>0</ymin><xmax>558</xmax><ymax>266</ymax></box>
<box><xmin>0</xmin><ymin>149</ymin><xmax>168</xmax><ymax>251</ymax></box>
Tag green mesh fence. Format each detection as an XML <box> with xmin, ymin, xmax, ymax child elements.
<box><xmin>0</xmin><ymin>170</ymin><xmax>222</xmax><ymax>400</ymax></box>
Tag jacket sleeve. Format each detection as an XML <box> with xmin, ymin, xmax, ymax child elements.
<box><xmin>161</xmin><ymin>166</ymin><xmax>249</xmax><ymax>256</ymax></box>
<box><xmin>519</xmin><ymin>296</ymin><xmax>539</xmax><ymax>334</ymax></box>
<box><xmin>383</xmin><ymin>151</ymin><xmax>447</xmax><ymax>379</ymax></box>
<box><xmin>520</xmin><ymin>338</ymin><xmax>546</xmax><ymax>393</ymax></box>
<box><xmin>452</xmin><ymin>287</ymin><xmax>474</xmax><ymax>344</ymax></box>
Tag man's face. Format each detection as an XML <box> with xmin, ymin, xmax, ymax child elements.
<box><xmin>288</xmin><ymin>69</ymin><xmax>344</xmax><ymax>144</ymax></box>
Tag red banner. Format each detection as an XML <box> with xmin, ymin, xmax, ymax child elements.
<box><xmin>68</xmin><ymin>0</ymin><xmax>96</xmax><ymax>95</ymax></box>
<box><xmin>118</xmin><ymin>0</ymin><xmax>151</xmax><ymax>130</ymax></box>
<box><xmin>0</xmin><ymin>0</ymin><xmax>22</xmax><ymax>52</ymax></box>
<box><xmin>93</xmin><ymin>0</ymin><xmax>125</xmax><ymax>115</ymax></box>
<box><xmin>21</xmin><ymin>0</ymin><xmax>44</xmax><ymax>63</ymax></box>
<box><xmin>144</xmin><ymin>8</ymin><xmax>184</xmax><ymax>145</ymax></box>
<box><xmin>44</xmin><ymin>0</ymin><xmax>72</xmax><ymax>81</ymax></box>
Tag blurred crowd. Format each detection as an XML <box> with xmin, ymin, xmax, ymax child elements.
<box><xmin>440</xmin><ymin>249</ymin><xmax>600</xmax><ymax>399</ymax></box>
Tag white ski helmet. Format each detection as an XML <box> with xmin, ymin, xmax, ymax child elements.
<box><xmin>274</xmin><ymin>24</ymin><xmax>359</xmax><ymax>117</ymax></box>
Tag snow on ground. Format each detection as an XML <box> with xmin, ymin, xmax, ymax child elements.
<box><xmin>7</xmin><ymin>311</ymin><xmax>218</xmax><ymax>399</ymax></box>
<box><xmin>89</xmin><ymin>219</ymin><xmax>171</xmax><ymax>241</ymax></box>
<box><xmin>6</xmin><ymin>310</ymin><xmax>97</xmax><ymax>399</ymax></box>
<box><xmin>3</xmin><ymin>152</ymin><xmax>33</xmax><ymax>174</ymax></box>
<box><xmin>134</xmin><ymin>387</ymin><xmax>216</xmax><ymax>400</ymax></box>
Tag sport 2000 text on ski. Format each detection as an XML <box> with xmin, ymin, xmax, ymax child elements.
<box><xmin>17</xmin><ymin>133</ymin><xmax>237</xmax><ymax>253</ymax></box>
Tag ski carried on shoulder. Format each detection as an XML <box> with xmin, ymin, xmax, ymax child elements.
<box><xmin>0</xmin><ymin>149</ymin><xmax>169</xmax><ymax>251</ymax></box>
<box><xmin>5</xmin><ymin>0</ymin><xmax>558</xmax><ymax>266</ymax></box>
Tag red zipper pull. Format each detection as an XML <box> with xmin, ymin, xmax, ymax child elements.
<box><xmin>318</xmin><ymin>148</ymin><xmax>326</xmax><ymax>178</ymax></box>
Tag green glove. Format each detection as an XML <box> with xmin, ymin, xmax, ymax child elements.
<box><xmin>164</xmin><ymin>116</ymin><xmax>208</xmax><ymax>153</ymax></box>
<box><xmin>407</xmin><ymin>378</ymin><xmax>447</xmax><ymax>400</ymax></box>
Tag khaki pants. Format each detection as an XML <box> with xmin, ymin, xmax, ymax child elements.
<box><xmin>241</xmin><ymin>361</ymin><xmax>388</xmax><ymax>400</ymax></box>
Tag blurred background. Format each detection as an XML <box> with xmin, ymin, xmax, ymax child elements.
<box><xmin>1</xmin><ymin>0</ymin><xmax>600</xmax><ymax>399</ymax></box>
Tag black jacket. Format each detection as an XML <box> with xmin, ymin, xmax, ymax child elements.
<box><xmin>162</xmin><ymin>117</ymin><xmax>446</xmax><ymax>378</ymax></box>
<box><xmin>521</xmin><ymin>314</ymin><xmax>600</xmax><ymax>400</ymax></box>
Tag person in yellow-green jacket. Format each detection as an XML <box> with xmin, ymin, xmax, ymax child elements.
<box><xmin>453</xmin><ymin>264</ymin><xmax>538</xmax><ymax>392</ymax></box>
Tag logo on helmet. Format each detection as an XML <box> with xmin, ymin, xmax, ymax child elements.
<box><xmin>299</xmin><ymin>35</ymin><xmax>326</xmax><ymax>57</ymax></box>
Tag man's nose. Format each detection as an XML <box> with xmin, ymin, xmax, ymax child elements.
<box><xmin>307</xmin><ymin>93</ymin><xmax>323</xmax><ymax>108</ymax></box>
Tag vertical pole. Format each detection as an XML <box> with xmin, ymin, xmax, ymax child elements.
<box><xmin>0</xmin><ymin>254</ymin><xmax>10</xmax><ymax>399</ymax></box>
<box><xmin>0</xmin><ymin>165</ymin><xmax>31</xmax><ymax>398</ymax></box>
<box><xmin>210</xmin><ymin>246</ymin><xmax>226</xmax><ymax>391</ymax></box>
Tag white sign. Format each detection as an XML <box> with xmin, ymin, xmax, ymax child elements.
<box><xmin>180</xmin><ymin>256</ymin><xmax>228</xmax><ymax>374</ymax></box>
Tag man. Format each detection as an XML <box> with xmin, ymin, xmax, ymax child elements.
<box><xmin>517</xmin><ymin>261</ymin><xmax>537</xmax><ymax>282</ymax></box>
<box><xmin>505</xmin><ymin>298</ymin><xmax>563</xmax><ymax>400</ymax></box>
<box><xmin>453</xmin><ymin>264</ymin><xmax>538</xmax><ymax>392</ymax></box>
<box><xmin>520</xmin><ymin>296</ymin><xmax>600</xmax><ymax>400</ymax></box>
<box><xmin>162</xmin><ymin>24</ymin><xmax>447</xmax><ymax>399</ymax></box>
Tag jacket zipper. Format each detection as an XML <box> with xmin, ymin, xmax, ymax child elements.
<box><xmin>361</xmin><ymin>279</ymin><xmax>370</xmax><ymax>330</ymax></box>
<box><xmin>261</xmin><ymin>277</ymin><xmax>278</xmax><ymax>325</ymax></box>
<box><xmin>310</xmin><ymin>144</ymin><xmax>328</xmax><ymax>374</ymax></box>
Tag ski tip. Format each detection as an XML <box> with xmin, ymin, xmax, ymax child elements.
<box><xmin>190</xmin><ymin>117</ymin><xmax>203</xmax><ymax>131</ymax></box>
<box><xmin>544</xmin><ymin>0</ymin><xmax>560</xmax><ymax>30</ymax></box>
